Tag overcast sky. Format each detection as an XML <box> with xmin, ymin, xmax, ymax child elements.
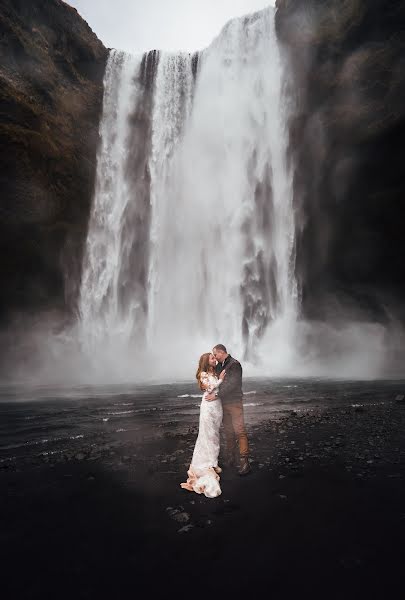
<box><xmin>66</xmin><ymin>0</ymin><xmax>274</xmax><ymax>54</ymax></box>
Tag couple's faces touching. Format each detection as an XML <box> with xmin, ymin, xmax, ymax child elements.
<box><xmin>208</xmin><ymin>348</ymin><xmax>227</xmax><ymax>368</ymax></box>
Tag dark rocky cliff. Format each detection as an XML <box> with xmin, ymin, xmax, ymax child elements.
<box><xmin>0</xmin><ymin>0</ymin><xmax>108</xmax><ymax>329</ymax></box>
<box><xmin>276</xmin><ymin>0</ymin><xmax>405</xmax><ymax>323</ymax></box>
<box><xmin>2</xmin><ymin>0</ymin><xmax>405</xmax><ymax>361</ymax></box>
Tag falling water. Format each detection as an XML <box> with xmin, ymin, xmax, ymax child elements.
<box><xmin>79</xmin><ymin>50</ymin><xmax>158</xmax><ymax>361</ymax></box>
<box><xmin>147</xmin><ymin>52</ymin><xmax>197</xmax><ymax>347</ymax></box>
<box><xmin>79</xmin><ymin>7</ymin><xmax>298</xmax><ymax>378</ymax></box>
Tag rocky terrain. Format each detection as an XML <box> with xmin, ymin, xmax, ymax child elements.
<box><xmin>0</xmin><ymin>0</ymin><xmax>107</xmax><ymax>334</ymax></box>
<box><xmin>276</xmin><ymin>0</ymin><xmax>405</xmax><ymax>322</ymax></box>
<box><xmin>2</xmin><ymin>399</ymin><xmax>405</xmax><ymax>599</ymax></box>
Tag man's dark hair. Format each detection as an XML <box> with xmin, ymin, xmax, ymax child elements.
<box><xmin>213</xmin><ymin>344</ymin><xmax>227</xmax><ymax>353</ymax></box>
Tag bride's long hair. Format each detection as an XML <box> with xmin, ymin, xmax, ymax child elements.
<box><xmin>196</xmin><ymin>352</ymin><xmax>214</xmax><ymax>391</ymax></box>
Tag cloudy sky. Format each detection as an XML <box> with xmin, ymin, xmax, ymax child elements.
<box><xmin>66</xmin><ymin>0</ymin><xmax>274</xmax><ymax>54</ymax></box>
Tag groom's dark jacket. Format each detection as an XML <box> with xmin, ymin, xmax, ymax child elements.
<box><xmin>215</xmin><ymin>355</ymin><xmax>243</xmax><ymax>405</ymax></box>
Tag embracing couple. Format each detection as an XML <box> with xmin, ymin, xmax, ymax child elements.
<box><xmin>180</xmin><ymin>344</ymin><xmax>250</xmax><ymax>498</ymax></box>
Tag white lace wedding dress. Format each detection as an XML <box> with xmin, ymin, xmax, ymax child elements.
<box><xmin>180</xmin><ymin>371</ymin><xmax>223</xmax><ymax>498</ymax></box>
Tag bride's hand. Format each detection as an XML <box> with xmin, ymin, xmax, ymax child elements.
<box><xmin>220</xmin><ymin>369</ymin><xmax>226</xmax><ymax>380</ymax></box>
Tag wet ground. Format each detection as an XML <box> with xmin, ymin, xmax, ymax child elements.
<box><xmin>1</xmin><ymin>379</ymin><xmax>405</xmax><ymax>599</ymax></box>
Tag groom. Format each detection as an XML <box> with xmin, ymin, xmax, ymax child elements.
<box><xmin>207</xmin><ymin>344</ymin><xmax>250</xmax><ymax>475</ymax></box>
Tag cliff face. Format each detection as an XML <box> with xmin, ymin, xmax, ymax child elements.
<box><xmin>0</xmin><ymin>0</ymin><xmax>108</xmax><ymax>328</ymax></box>
<box><xmin>2</xmin><ymin>0</ymin><xmax>404</xmax><ymax>349</ymax></box>
<box><xmin>276</xmin><ymin>0</ymin><xmax>405</xmax><ymax>322</ymax></box>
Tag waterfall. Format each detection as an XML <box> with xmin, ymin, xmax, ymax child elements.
<box><xmin>147</xmin><ymin>52</ymin><xmax>196</xmax><ymax>347</ymax></box>
<box><xmin>79</xmin><ymin>7</ymin><xmax>298</xmax><ymax>379</ymax></box>
<box><xmin>79</xmin><ymin>50</ymin><xmax>157</xmax><ymax>356</ymax></box>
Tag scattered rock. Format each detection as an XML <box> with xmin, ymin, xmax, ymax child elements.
<box><xmin>178</xmin><ymin>524</ymin><xmax>194</xmax><ymax>534</ymax></box>
<box><xmin>166</xmin><ymin>507</ymin><xmax>190</xmax><ymax>524</ymax></box>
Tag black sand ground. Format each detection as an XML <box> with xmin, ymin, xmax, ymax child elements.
<box><xmin>2</xmin><ymin>400</ymin><xmax>405</xmax><ymax>599</ymax></box>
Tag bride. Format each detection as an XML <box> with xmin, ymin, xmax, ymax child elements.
<box><xmin>180</xmin><ymin>352</ymin><xmax>226</xmax><ymax>498</ymax></box>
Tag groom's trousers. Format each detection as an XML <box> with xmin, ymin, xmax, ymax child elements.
<box><xmin>222</xmin><ymin>401</ymin><xmax>249</xmax><ymax>458</ymax></box>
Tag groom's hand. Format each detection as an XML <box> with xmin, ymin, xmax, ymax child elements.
<box><xmin>205</xmin><ymin>392</ymin><xmax>216</xmax><ymax>401</ymax></box>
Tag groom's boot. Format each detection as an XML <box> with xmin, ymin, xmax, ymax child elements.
<box><xmin>238</xmin><ymin>456</ymin><xmax>251</xmax><ymax>476</ymax></box>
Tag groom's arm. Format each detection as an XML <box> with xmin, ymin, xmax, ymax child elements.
<box><xmin>219</xmin><ymin>362</ymin><xmax>242</xmax><ymax>396</ymax></box>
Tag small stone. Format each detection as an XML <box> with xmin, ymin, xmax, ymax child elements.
<box><xmin>178</xmin><ymin>524</ymin><xmax>194</xmax><ymax>534</ymax></box>
<box><xmin>172</xmin><ymin>512</ymin><xmax>190</xmax><ymax>524</ymax></box>
<box><xmin>279</xmin><ymin>494</ymin><xmax>287</xmax><ymax>500</ymax></box>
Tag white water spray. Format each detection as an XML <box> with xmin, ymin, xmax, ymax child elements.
<box><xmin>80</xmin><ymin>52</ymin><xmax>146</xmax><ymax>355</ymax></box>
